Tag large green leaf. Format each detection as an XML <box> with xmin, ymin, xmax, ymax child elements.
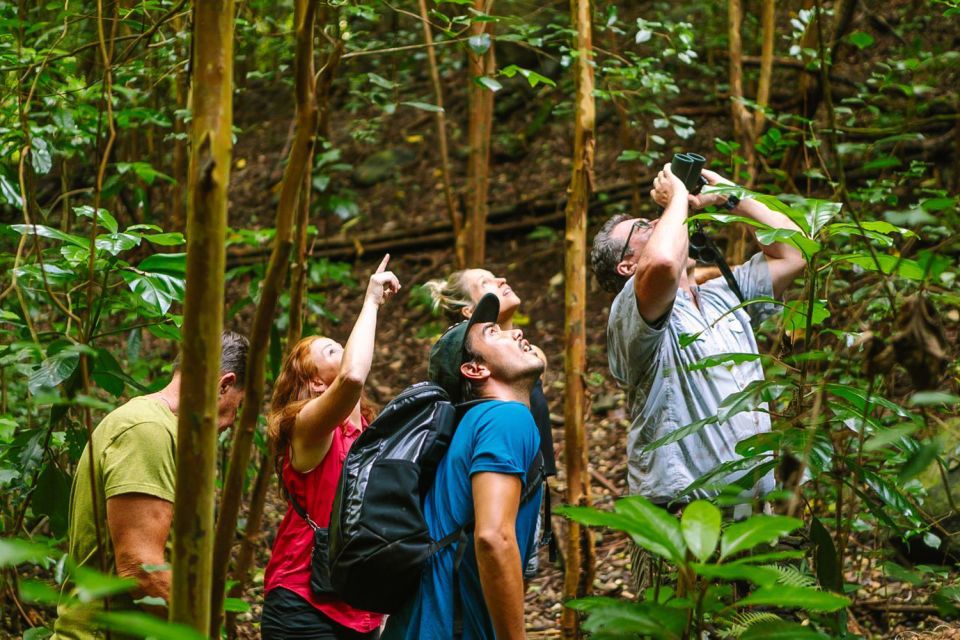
<box><xmin>557</xmin><ymin>502</ymin><xmax>685</xmax><ymax>563</ymax></box>
<box><xmin>11</xmin><ymin>223</ymin><xmax>87</xmax><ymax>247</ymax></box>
<box><xmin>137</xmin><ymin>252</ymin><xmax>186</xmax><ymax>276</ymax></box>
<box><xmin>0</xmin><ymin>538</ymin><xmax>53</xmax><ymax>567</ymax></box>
<box><xmin>615</xmin><ymin>496</ymin><xmax>687</xmax><ymax>564</ymax></box>
<box><xmin>566</xmin><ymin>597</ymin><xmax>685</xmax><ymax>639</ymax></box>
<box><xmin>755</xmin><ymin>228</ymin><xmax>821</xmax><ymax>258</ymax></box>
<box><xmin>781</xmin><ymin>299</ymin><xmax>831</xmax><ymax>332</ymax></box>
<box><xmin>736</xmin><ymin>585</ymin><xmax>850</xmax><ymax>612</ymax></box>
<box><xmin>642</xmin><ymin>416</ymin><xmax>717</xmax><ymax>453</ymax></box>
<box><xmin>681</xmin><ymin>500</ymin><xmax>721</xmax><ymax>562</ymax></box>
<box><xmin>717</xmin><ymin>379</ymin><xmax>790</xmax><ymax>423</ymax></box>
<box><xmin>720</xmin><ymin>515</ymin><xmax>803</xmax><ymax>559</ymax></box>
<box><xmin>741</xmin><ymin>620</ymin><xmax>829</xmax><ymax>639</ymax></box>
<box><xmin>810</xmin><ymin>516</ymin><xmax>841</xmax><ymax>593</ymax></box>
<box><xmin>72</xmin><ymin>567</ymin><xmax>136</xmax><ymax>603</ymax></box>
<box><xmin>691</xmin><ymin>562</ymin><xmax>779</xmax><ymax>586</ymax></box>
<box><xmin>29</xmin><ymin>349</ymin><xmax>81</xmax><ymax>396</ymax></box>
<box><xmin>34</xmin><ymin>464</ymin><xmax>72</xmax><ymax>537</ymax></box>
<box><xmin>94</xmin><ymin>611</ymin><xmax>207</xmax><ymax>640</ymax></box>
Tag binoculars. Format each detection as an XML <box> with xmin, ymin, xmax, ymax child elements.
<box><xmin>668</xmin><ymin>152</ymin><xmax>747</xmax><ymax>303</ymax></box>
<box><xmin>670</xmin><ymin>152</ymin><xmax>708</xmax><ymax>196</ymax></box>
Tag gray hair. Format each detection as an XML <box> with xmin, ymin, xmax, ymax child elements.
<box><xmin>174</xmin><ymin>331</ymin><xmax>250</xmax><ymax>387</ymax></box>
<box><xmin>590</xmin><ymin>213</ymin><xmax>633</xmax><ymax>293</ymax></box>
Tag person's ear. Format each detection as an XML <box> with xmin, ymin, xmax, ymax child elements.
<box><xmin>615</xmin><ymin>260</ymin><xmax>637</xmax><ymax>278</ymax></box>
<box><xmin>461</xmin><ymin>305</ymin><xmax>474</xmax><ymax>319</ymax></box>
<box><xmin>460</xmin><ymin>361</ymin><xmax>490</xmax><ymax>382</ymax></box>
<box><xmin>218</xmin><ymin>372</ymin><xmax>237</xmax><ymax>395</ymax></box>
<box><xmin>308</xmin><ymin>377</ymin><xmax>327</xmax><ymax>395</ymax></box>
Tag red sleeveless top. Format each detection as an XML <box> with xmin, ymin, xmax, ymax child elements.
<box><xmin>263</xmin><ymin>417</ymin><xmax>382</xmax><ymax>632</ymax></box>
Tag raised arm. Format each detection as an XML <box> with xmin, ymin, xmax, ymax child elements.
<box><xmin>472</xmin><ymin>471</ymin><xmax>525</xmax><ymax>640</ymax></box>
<box><xmin>692</xmin><ymin>169</ymin><xmax>806</xmax><ymax>298</ymax></box>
<box><xmin>636</xmin><ymin>163</ymin><xmax>690</xmax><ymax>323</ymax></box>
<box><xmin>291</xmin><ymin>255</ymin><xmax>400</xmax><ymax>471</ymax></box>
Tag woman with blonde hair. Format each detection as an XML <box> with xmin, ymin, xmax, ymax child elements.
<box><xmin>262</xmin><ymin>255</ymin><xmax>400</xmax><ymax>640</ymax></box>
<box><xmin>423</xmin><ymin>267</ymin><xmax>556</xmax><ymax>576</ymax></box>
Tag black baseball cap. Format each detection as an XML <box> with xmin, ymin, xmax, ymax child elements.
<box><xmin>428</xmin><ymin>293</ymin><xmax>501</xmax><ymax>403</ymax></box>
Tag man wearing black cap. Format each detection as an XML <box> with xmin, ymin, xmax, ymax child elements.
<box><xmin>383</xmin><ymin>293</ymin><xmax>545</xmax><ymax>640</ymax></box>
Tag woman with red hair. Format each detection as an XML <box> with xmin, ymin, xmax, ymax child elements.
<box><xmin>262</xmin><ymin>255</ymin><xmax>400</xmax><ymax>640</ymax></box>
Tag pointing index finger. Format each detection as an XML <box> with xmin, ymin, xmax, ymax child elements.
<box><xmin>376</xmin><ymin>253</ymin><xmax>390</xmax><ymax>274</ymax></box>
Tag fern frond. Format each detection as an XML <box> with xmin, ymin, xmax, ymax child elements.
<box><xmin>720</xmin><ymin>611</ymin><xmax>783</xmax><ymax>638</ymax></box>
<box><xmin>771</xmin><ymin>564</ymin><xmax>817</xmax><ymax>588</ymax></box>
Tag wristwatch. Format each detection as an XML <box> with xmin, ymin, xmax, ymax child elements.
<box><xmin>723</xmin><ymin>194</ymin><xmax>740</xmax><ymax>211</ymax></box>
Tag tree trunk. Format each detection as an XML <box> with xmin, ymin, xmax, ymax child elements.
<box><xmin>208</xmin><ymin>1</ymin><xmax>320</xmax><ymax>634</ymax></box>
<box><xmin>287</xmin><ymin>159</ymin><xmax>312</xmax><ymax>349</ymax></box>
<box><xmin>209</xmin><ymin>0</ymin><xmax>318</xmax><ymax>625</ymax></box>
<box><xmin>418</xmin><ymin>0</ymin><xmax>464</xmax><ymax>268</ymax></box>
<box><xmin>170</xmin><ymin>0</ymin><xmax>234</xmax><ymax>633</ymax></box>
<box><xmin>463</xmin><ymin>0</ymin><xmax>495</xmax><ymax>266</ymax></box>
<box><xmin>754</xmin><ymin>0</ymin><xmax>775</xmax><ymax>135</ymax></box>
<box><xmin>561</xmin><ymin>0</ymin><xmax>596</xmax><ymax>637</ymax></box>
<box><xmin>727</xmin><ymin>0</ymin><xmax>757</xmax><ymax>186</ymax></box>
<box><xmin>224</xmin><ymin>447</ymin><xmax>275</xmax><ymax>640</ymax></box>
<box><xmin>171</xmin><ymin>11</ymin><xmax>189</xmax><ymax>230</ymax></box>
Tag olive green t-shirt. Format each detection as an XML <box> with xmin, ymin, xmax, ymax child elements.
<box><xmin>52</xmin><ymin>396</ymin><xmax>177</xmax><ymax>640</ymax></box>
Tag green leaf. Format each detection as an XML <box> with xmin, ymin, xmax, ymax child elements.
<box><xmin>23</xmin><ymin>627</ymin><xmax>53</xmax><ymax>640</ymax></box>
<box><xmin>782</xmin><ymin>299</ymin><xmax>830</xmax><ymax>332</ymax></box>
<box><xmin>847</xmin><ymin>31</ymin><xmax>875</xmax><ymax>49</ymax></box>
<box><xmin>642</xmin><ymin>416</ymin><xmax>717</xmax><ymax>454</ymax></box>
<box><xmin>566</xmin><ymin>597</ymin><xmax>685</xmax><ymax>639</ymax></box>
<box><xmin>681</xmin><ymin>501</ymin><xmax>721</xmax><ymax>562</ymax></box>
<box><xmin>615</xmin><ymin>497</ymin><xmax>686</xmax><ymax>564</ymax></box>
<box><xmin>19</xmin><ymin>579</ymin><xmax>60</xmax><ymax>605</ymax></box>
<box><xmin>75</xmin><ymin>206</ymin><xmax>119</xmax><ymax>233</ymax></box>
<box><xmin>0</xmin><ymin>169</ymin><xmax>22</xmax><ymax>207</ymax></box>
<box><xmin>810</xmin><ymin>516</ymin><xmax>841</xmax><ymax>592</ymax></box>
<box><xmin>34</xmin><ymin>463</ymin><xmax>72</xmax><ymax>537</ymax></box>
<box><xmin>224</xmin><ymin>597</ymin><xmax>251</xmax><ymax>613</ymax></box>
<box><xmin>909</xmin><ymin>391</ymin><xmax>960</xmax><ymax>407</ymax></box>
<box><xmin>691</xmin><ymin>562</ymin><xmax>779</xmax><ymax>586</ymax></box>
<box><xmin>685</xmin><ymin>352</ymin><xmax>765</xmax><ymax>373</ymax></box>
<box><xmin>741</xmin><ymin>620</ymin><xmax>829</xmax><ymax>640</ymax></box>
<box><xmin>11</xmin><ymin>224</ymin><xmax>87</xmax><ymax>247</ymax></box>
<box><xmin>557</xmin><ymin>497</ymin><xmax>686</xmax><ymax>564</ymax></box>
<box><xmin>94</xmin><ymin>611</ymin><xmax>207</xmax><ymax>640</ymax></box>
<box><xmin>755</xmin><ymin>227</ymin><xmax>821</xmax><ymax>258</ymax></box>
<box><xmin>143</xmin><ymin>232</ymin><xmax>187</xmax><ymax>247</ymax></box>
<box><xmin>475</xmin><ymin>76</ymin><xmax>502</xmax><ymax>92</ymax></box>
<box><xmin>717</xmin><ymin>379</ymin><xmax>789</xmax><ymax>423</ymax></box>
<box><xmin>863</xmin><ymin>423</ymin><xmax>918</xmax><ymax>452</ymax></box>
<box><xmin>138</xmin><ymin>252</ymin><xmax>186</xmax><ymax>276</ymax></box>
<box><xmin>736</xmin><ymin>585</ymin><xmax>850</xmax><ymax>612</ymax></box>
<box><xmin>400</xmin><ymin>101</ymin><xmax>444</xmax><ymax>113</ymax></box>
<box><xmin>31</xmin><ymin>138</ymin><xmax>53</xmax><ymax>175</ymax></box>
<box><xmin>499</xmin><ymin>64</ymin><xmax>556</xmax><ymax>88</ymax></box>
<box><xmin>29</xmin><ymin>350</ymin><xmax>80</xmax><ymax>395</ymax></box>
<box><xmin>899</xmin><ymin>439</ymin><xmax>941</xmax><ymax>482</ymax></box>
<box><xmin>836</xmin><ymin>253</ymin><xmax>927</xmax><ymax>281</ymax></box>
<box><xmin>0</xmin><ymin>538</ymin><xmax>52</xmax><ymax>567</ymax></box>
<box><xmin>467</xmin><ymin>32</ymin><xmax>491</xmax><ymax>55</ymax></box>
<box><xmin>720</xmin><ymin>515</ymin><xmax>802</xmax><ymax>559</ymax></box>
<box><xmin>73</xmin><ymin>567</ymin><xmax>136</xmax><ymax>603</ymax></box>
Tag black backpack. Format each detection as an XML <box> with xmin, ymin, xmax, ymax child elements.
<box><xmin>327</xmin><ymin>381</ymin><xmax>544</xmax><ymax>615</ymax></box>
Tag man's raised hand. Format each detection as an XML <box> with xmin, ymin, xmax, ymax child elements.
<box><xmin>649</xmin><ymin>162</ymin><xmax>688</xmax><ymax>208</ymax></box>
<box><xmin>365</xmin><ymin>254</ymin><xmax>401</xmax><ymax>306</ymax></box>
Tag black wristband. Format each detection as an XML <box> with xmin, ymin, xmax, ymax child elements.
<box><xmin>723</xmin><ymin>194</ymin><xmax>740</xmax><ymax>211</ymax></box>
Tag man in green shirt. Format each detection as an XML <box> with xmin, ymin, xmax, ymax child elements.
<box><xmin>53</xmin><ymin>331</ymin><xmax>249</xmax><ymax>640</ymax></box>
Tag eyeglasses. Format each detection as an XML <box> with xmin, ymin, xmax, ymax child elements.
<box><xmin>618</xmin><ymin>218</ymin><xmax>652</xmax><ymax>264</ymax></box>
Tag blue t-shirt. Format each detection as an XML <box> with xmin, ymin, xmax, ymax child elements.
<box><xmin>382</xmin><ymin>401</ymin><xmax>542</xmax><ymax>640</ymax></box>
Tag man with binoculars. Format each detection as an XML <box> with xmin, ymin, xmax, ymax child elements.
<box><xmin>589</xmin><ymin>156</ymin><xmax>806</xmax><ymax>587</ymax></box>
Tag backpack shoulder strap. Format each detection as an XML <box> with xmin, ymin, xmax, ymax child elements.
<box><xmin>280</xmin><ymin>478</ymin><xmax>320</xmax><ymax>532</ymax></box>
